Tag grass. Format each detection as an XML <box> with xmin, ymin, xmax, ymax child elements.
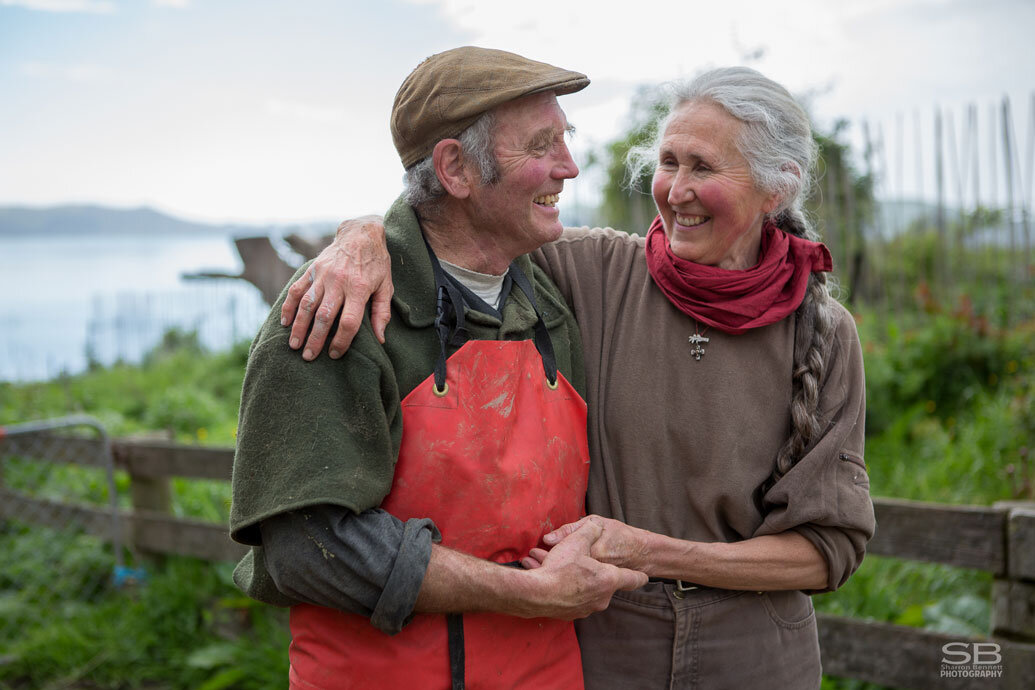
<box><xmin>0</xmin><ymin>521</ymin><xmax>289</xmax><ymax>689</ymax></box>
<box><xmin>1</xmin><ymin>309</ymin><xmax>1033</xmax><ymax>688</ymax></box>
<box><xmin>0</xmin><ymin>329</ymin><xmax>248</xmax><ymax>446</ymax></box>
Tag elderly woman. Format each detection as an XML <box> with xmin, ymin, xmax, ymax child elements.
<box><xmin>283</xmin><ymin>67</ymin><xmax>874</xmax><ymax>688</ymax></box>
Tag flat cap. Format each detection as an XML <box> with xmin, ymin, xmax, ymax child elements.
<box><xmin>391</xmin><ymin>46</ymin><xmax>589</xmax><ymax>169</ymax></box>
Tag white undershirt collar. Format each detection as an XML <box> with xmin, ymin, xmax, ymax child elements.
<box><xmin>439</xmin><ymin>258</ymin><xmax>507</xmax><ymax>310</ymax></box>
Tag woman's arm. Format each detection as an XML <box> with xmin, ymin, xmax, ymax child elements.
<box><xmin>280</xmin><ymin>219</ymin><xmax>625</xmax><ymax>360</ymax></box>
<box><xmin>529</xmin><ymin>516</ymin><xmax>828</xmax><ymax>591</ymax></box>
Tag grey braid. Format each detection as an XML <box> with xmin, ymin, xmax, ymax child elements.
<box><xmin>771</xmin><ymin>210</ymin><xmax>836</xmax><ymax>485</ymax></box>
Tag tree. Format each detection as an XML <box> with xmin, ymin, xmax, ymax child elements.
<box><xmin>588</xmin><ymin>85</ymin><xmax>669</xmax><ymax>234</ymax></box>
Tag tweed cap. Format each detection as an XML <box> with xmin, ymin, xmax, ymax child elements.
<box><xmin>391</xmin><ymin>46</ymin><xmax>589</xmax><ymax>169</ymax></box>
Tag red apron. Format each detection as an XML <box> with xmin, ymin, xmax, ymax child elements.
<box><xmin>288</xmin><ymin>291</ymin><xmax>590</xmax><ymax>688</ymax></box>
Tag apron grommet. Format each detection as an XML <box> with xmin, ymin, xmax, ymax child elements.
<box><xmin>546</xmin><ymin>377</ymin><xmax>559</xmax><ymax>390</ymax></box>
<box><xmin>433</xmin><ymin>382</ymin><xmax>449</xmax><ymax>397</ymax></box>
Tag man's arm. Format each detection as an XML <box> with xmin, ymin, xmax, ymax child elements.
<box><xmin>263</xmin><ymin>505</ymin><xmax>647</xmax><ymax>632</ymax></box>
<box><xmin>259</xmin><ymin>505</ymin><xmax>438</xmax><ymax>635</ymax></box>
<box><xmin>416</xmin><ymin>519</ymin><xmax>648</xmax><ymax>620</ymax></box>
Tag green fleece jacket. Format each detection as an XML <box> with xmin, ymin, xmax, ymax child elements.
<box><xmin>229</xmin><ymin>197</ymin><xmax>586</xmax><ymax>605</ymax></box>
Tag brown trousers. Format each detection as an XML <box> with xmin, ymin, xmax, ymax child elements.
<box><xmin>576</xmin><ymin>582</ymin><xmax>821</xmax><ymax>690</ymax></box>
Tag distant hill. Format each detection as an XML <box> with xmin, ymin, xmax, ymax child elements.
<box><xmin>0</xmin><ymin>204</ymin><xmax>334</xmax><ymax>237</ymax></box>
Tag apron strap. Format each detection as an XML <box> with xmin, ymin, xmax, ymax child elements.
<box><xmin>446</xmin><ymin>561</ymin><xmax>522</xmax><ymax>690</ymax></box>
<box><xmin>423</xmin><ymin>232</ymin><xmax>469</xmax><ymax>393</ymax></box>
<box><xmin>447</xmin><ymin>613</ymin><xmax>466</xmax><ymax>690</ymax></box>
<box><xmin>507</xmin><ymin>261</ymin><xmax>558</xmax><ymax>387</ymax></box>
<box><xmin>423</xmin><ymin>233</ymin><xmax>558</xmax><ymax>390</ymax></box>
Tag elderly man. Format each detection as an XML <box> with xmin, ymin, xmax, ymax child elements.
<box><xmin>229</xmin><ymin>47</ymin><xmax>647</xmax><ymax>690</ymax></box>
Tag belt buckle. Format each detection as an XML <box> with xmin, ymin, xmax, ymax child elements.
<box><xmin>676</xmin><ymin>580</ymin><xmax>698</xmax><ymax>592</ymax></box>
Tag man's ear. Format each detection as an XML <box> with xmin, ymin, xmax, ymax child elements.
<box><xmin>432</xmin><ymin>139</ymin><xmax>471</xmax><ymax>199</ymax></box>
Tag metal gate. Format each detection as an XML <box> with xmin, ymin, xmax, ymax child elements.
<box><xmin>0</xmin><ymin>415</ymin><xmax>126</xmax><ymax>660</ymax></box>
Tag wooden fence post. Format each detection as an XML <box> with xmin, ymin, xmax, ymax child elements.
<box><xmin>993</xmin><ymin>502</ymin><xmax>1035</xmax><ymax>643</ymax></box>
<box><xmin>113</xmin><ymin>441</ymin><xmax>172</xmax><ymax>560</ymax></box>
<box><xmin>129</xmin><ymin>474</ymin><xmax>172</xmax><ymax>515</ymax></box>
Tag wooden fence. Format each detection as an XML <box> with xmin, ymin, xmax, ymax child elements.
<box><xmin>2</xmin><ymin>434</ymin><xmax>1034</xmax><ymax>689</ymax></box>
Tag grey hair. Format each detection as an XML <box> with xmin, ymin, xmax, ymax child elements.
<box><xmin>403</xmin><ymin>111</ymin><xmax>500</xmax><ymax>211</ymax></box>
<box><xmin>628</xmin><ymin>66</ymin><xmax>819</xmax><ymax>240</ymax></box>
<box><xmin>630</xmin><ymin>67</ymin><xmax>835</xmax><ymax>484</ymax></box>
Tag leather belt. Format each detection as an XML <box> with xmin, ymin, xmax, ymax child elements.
<box><xmin>648</xmin><ymin>578</ymin><xmax>702</xmax><ymax>591</ymax></box>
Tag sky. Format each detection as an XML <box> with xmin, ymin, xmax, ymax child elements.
<box><xmin>2</xmin><ymin>0</ymin><xmax>1033</xmax><ymax>225</ymax></box>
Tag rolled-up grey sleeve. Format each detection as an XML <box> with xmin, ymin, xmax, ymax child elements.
<box><xmin>259</xmin><ymin>504</ymin><xmax>440</xmax><ymax>635</ymax></box>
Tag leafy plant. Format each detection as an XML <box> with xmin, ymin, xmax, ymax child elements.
<box><xmin>2</xmin><ymin>309</ymin><xmax>1032</xmax><ymax>689</ymax></box>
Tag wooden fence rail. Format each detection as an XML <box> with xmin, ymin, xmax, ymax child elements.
<box><xmin>2</xmin><ymin>434</ymin><xmax>1034</xmax><ymax>688</ymax></box>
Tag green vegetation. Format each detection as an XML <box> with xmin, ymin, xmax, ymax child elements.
<box><xmin>1</xmin><ymin>297</ymin><xmax>1031</xmax><ymax>687</ymax></box>
<box><xmin>0</xmin><ymin>523</ymin><xmax>288</xmax><ymax>690</ymax></box>
<box><xmin>815</xmin><ymin>306</ymin><xmax>1033</xmax><ymax>689</ymax></box>
<box><xmin>2</xmin><ymin>328</ymin><xmax>247</xmax><ymax>445</ymax></box>
<box><xmin>0</xmin><ymin>332</ymin><xmax>289</xmax><ymax>689</ymax></box>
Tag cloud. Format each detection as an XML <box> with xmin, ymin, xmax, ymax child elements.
<box><xmin>397</xmin><ymin>0</ymin><xmax>810</xmax><ymax>82</ymax></box>
<box><xmin>265</xmin><ymin>99</ymin><xmax>345</xmax><ymax>125</ymax></box>
<box><xmin>19</xmin><ymin>60</ymin><xmax>113</xmax><ymax>83</ymax></box>
<box><xmin>0</xmin><ymin>0</ymin><xmax>115</xmax><ymax>12</ymax></box>
<box><xmin>152</xmin><ymin>0</ymin><xmax>190</xmax><ymax>8</ymax></box>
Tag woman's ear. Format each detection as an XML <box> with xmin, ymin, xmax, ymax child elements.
<box><xmin>765</xmin><ymin>162</ymin><xmax>803</xmax><ymax>213</ymax></box>
<box><xmin>432</xmin><ymin>139</ymin><xmax>471</xmax><ymax>199</ymax></box>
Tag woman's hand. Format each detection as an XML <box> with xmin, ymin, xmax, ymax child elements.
<box><xmin>525</xmin><ymin>515</ymin><xmax>655</xmax><ymax>572</ymax></box>
<box><xmin>422</xmin><ymin>519</ymin><xmax>647</xmax><ymax>620</ymax></box>
<box><xmin>281</xmin><ymin>215</ymin><xmax>393</xmax><ymax>360</ymax></box>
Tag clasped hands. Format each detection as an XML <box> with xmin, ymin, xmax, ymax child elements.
<box><xmin>525</xmin><ymin>515</ymin><xmax>653</xmax><ymax>573</ymax></box>
<box><xmin>510</xmin><ymin>516</ymin><xmax>649</xmax><ymax>620</ymax></box>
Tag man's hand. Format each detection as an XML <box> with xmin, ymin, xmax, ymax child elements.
<box><xmin>524</xmin><ymin>515</ymin><xmax>655</xmax><ymax>573</ymax></box>
<box><xmin>513</xmin><ymin>519</ymin><xmax>647</xmax><ymax>619</ymax></box>
<box><xmin>415</xmin><ymin>520</ymin><xmax>646</xmax><ymax>621</ymax></box>
<box><xmin>281</xmin><ymin>215</ymin><xmax>392</xmax><ymax>360</ymax></box>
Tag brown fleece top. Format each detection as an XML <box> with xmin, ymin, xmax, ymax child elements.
<box><xmin>533</xmin><ymin>227</ymin><xmax>874</xmax><ymax>592</ymax></box>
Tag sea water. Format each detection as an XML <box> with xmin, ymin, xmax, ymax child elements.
<box><xmin>0</xmin><ymin>232</ymin><xmax>275</xmax><ymax>381</ymax></box>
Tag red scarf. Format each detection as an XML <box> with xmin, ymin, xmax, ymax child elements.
<box><xmin>644</xmin><ymin>215</ymin><xmax>833</xmax><ymax>335</ymax></box>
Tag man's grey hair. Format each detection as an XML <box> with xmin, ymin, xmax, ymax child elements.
<box><xmin>628</xmin><ymin>66</ymin><xmax>819</xmax><ymax>240</ymax></box>
<box><xmin>403</xmin><ymin>111</ymin><xmax>500</xmax><ymax>210</ymax></box>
